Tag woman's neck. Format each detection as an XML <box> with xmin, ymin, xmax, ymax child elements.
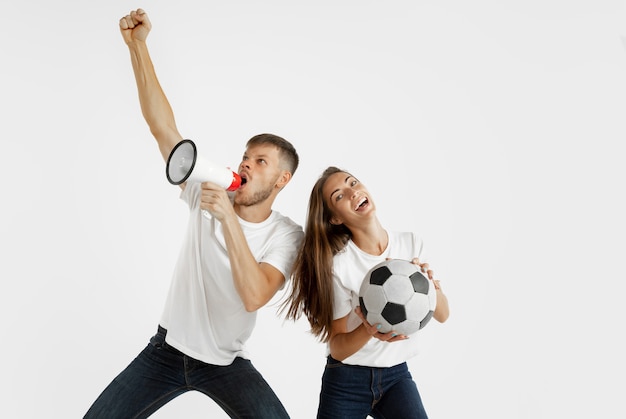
<box><xmin>350</xmin><ymin>219</ymin><xmax>388</xmax><ymax>256</ymax></box>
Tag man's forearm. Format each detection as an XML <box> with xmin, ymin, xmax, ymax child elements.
<box><xmin>127</xmin><ymin>40</ymin><xmax>181</xmax><ymax>161</ymax></box>
<box><xmin>220</xmin><ymin>214</ymin><xmax>281</xmax><ymax>312</ymax></box>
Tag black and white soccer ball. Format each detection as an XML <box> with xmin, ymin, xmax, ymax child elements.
<box><xmin>358</xmin><ymin>259</ymin><xmax>437</xmax><ymax>336</ymax></box>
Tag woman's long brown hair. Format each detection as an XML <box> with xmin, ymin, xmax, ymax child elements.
<box><xmin>281</xmin><ymin>167</ymin><xmax>352</xmax><ymax>342</ymax></box>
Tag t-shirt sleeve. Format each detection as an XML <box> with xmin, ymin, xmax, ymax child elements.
<box><xmin>332</xmin><ymin>272</ymin><xmax>353</xmax><ymax>320</ymax></box>
<box><xmin>412</xmin><ymin>232</ymin><xmax>425</xmax><ymax>261</ymax></box>
<box><xmin>180</xmin><ymin>182</ymin><xmax>200</xmax><ymax>209</ymax></box>
<box><xmin>258</xmin><ymin>223</ymin><xmax>304</xmax><ymax>283</ymax></box>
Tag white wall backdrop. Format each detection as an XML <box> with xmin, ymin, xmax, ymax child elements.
<box><xmin>2</xmin><ymin>1</ymin><xmax>625</xmax><ymax>418</ymax></box>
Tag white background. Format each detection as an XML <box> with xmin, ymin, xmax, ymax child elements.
<box><xmin>1</xmin><ymin>1</ymin><xmax>625</xmax><ymax>418</ymax></box>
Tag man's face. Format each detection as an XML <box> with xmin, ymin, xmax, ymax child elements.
<box><xmin>234</xmin><ymin>144</ymin><xmax>284</xmax><ymax>207</ymax></box>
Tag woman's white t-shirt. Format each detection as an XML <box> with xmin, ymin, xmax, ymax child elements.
<box><xmin>331</xmin><ymin>231</ymin><xmax>426</xmax><ymax>368</ymax></box>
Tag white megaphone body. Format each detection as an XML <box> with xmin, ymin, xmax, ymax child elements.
<box><xmin>166</xmin><ymin>139</ymin><xmax>243</xmax><ymax>191</ymax></box>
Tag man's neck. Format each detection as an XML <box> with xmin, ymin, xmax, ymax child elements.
<box><xmin>234</xmin><ymin>203</ymin><xmax>273</xmax><ymax>223</ymax></box>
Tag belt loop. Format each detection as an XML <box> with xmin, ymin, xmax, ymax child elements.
<box><xmin>158</xmin><ymin>325</ymin><xmax>167</xmax><ymax>337</ymax></box>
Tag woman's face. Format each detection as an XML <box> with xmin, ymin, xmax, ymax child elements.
<box><xmin>322</xmin><ymin>171</ymin><xmax>375</xmax><ymax>226</ymax></box>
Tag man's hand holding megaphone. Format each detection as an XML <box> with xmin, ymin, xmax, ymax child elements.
<box><xmin>199</xmin><ymin>181</ymin><xmax>238</xmax><ymax>222</ymax></box>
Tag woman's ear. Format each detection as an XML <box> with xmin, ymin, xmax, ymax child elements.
<box><xmin>329</xmin><ymin>215</ymin><xmax>343</xmax><ymax>226</ymax></box>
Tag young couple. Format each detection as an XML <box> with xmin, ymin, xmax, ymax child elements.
<box><xmin>84</xmin><ymin>9</ymin><xmax>449</xmax><ymax>419</ymax></box>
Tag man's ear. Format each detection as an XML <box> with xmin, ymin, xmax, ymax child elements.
<box><xmin>275</xmin><ymin>170</ymin><xmax>292</xmax><ymax>189</ymax></box>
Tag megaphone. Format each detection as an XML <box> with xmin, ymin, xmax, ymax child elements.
<box><xmin>166</xmin><ymin>139</ymin><xmax>244</xmax><ymax>191</ymax></box>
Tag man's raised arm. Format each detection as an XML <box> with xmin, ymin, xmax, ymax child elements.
<box><xmin>120</xmin><ymin>9</ymin><xmax>183</xmax><ymax>162</ymax></box>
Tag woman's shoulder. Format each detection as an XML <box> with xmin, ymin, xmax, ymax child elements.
<box><xmin>388</xmin><ymin>231</ymin><xmax>424</xmax><ymax>257</ymax></box>
<box><xmin>388</xmin><ymin>230</ymin><xmax>421</xmax><ymax>243</ymax></box>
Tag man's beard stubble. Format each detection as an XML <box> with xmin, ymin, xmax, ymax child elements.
<box><xmin>234</xmin><ymin>183</ymin><xmax>274</xmax><ymax>207</ymax></box>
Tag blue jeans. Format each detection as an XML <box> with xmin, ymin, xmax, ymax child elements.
<box><xmin>317</xmin><ymin>356</ymin><xmax>428</xmax><ymax>419</ymax></box>
<box><xmin>84</xmin><ymin>326</ymin><xmax>290</xmax><ymax>418</ymax></box>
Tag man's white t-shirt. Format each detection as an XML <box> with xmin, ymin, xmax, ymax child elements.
<box><xmin>331</xmin><ymin>231</ymin><xmax>427</xmax><ymax>368</ymax></box>
<box><xmin>160</xmin><ymin>183</ymin><xmax>303</xmax><ymax>365</ymax></box>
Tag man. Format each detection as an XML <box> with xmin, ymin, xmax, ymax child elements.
<box><xmin>85</xmin><ymin>9</ymin><xmax>302</xmax><ymax>418</ymax></box>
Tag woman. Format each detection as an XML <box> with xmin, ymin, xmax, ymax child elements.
<box><xmin>283</xmin><ymin>166</ymin><xmax>450</xmax><ymax>418</ymax></box>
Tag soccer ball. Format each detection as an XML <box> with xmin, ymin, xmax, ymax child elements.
<box><xmin>358</xmin><ymin>259</ymin><xmax>437</xmax><ymax>336</ymax></box>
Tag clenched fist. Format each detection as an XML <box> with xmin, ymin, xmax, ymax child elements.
<box><xmin>119</xmin><ymin>8</ymin><xmax>151</xmax><ymax>44</ymax></box>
